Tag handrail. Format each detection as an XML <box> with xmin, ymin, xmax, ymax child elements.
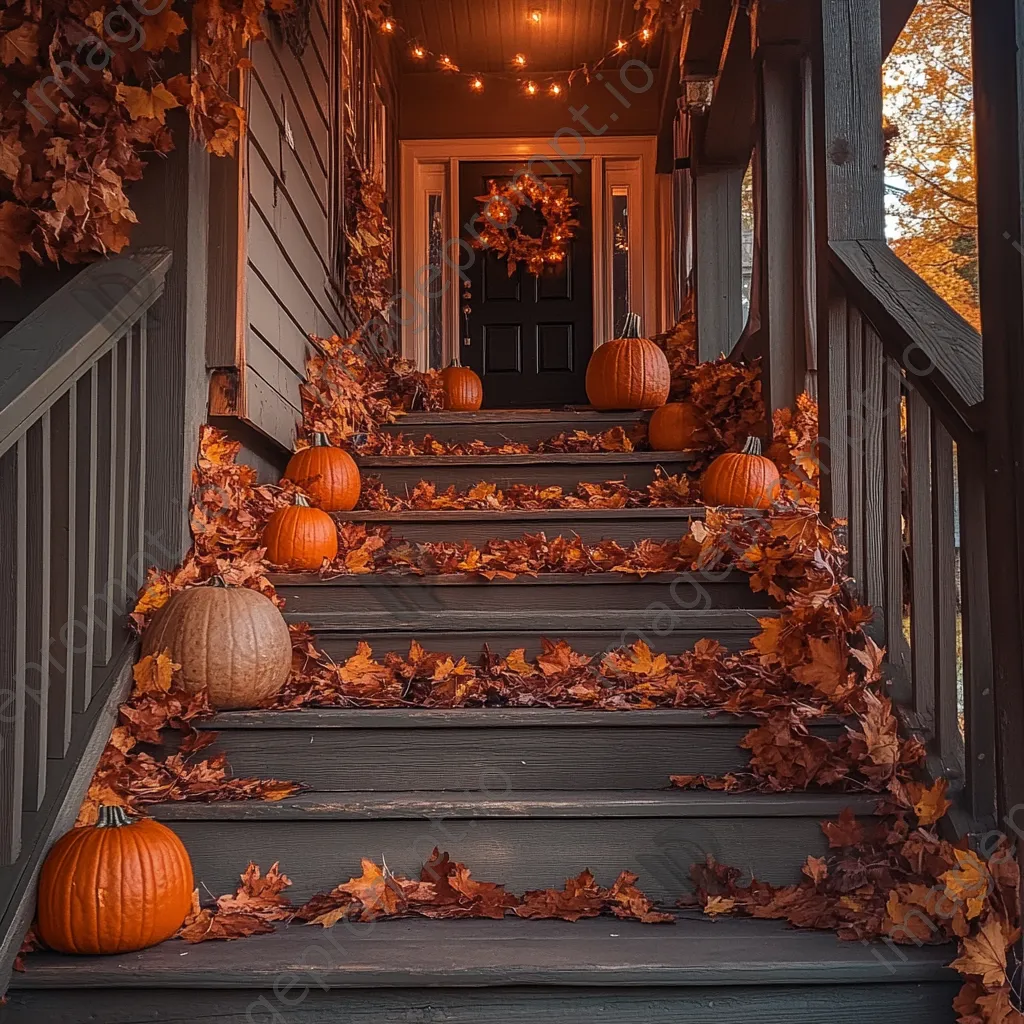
<box><xmin>0</xmin><ymin>247</ymin><xmax>172</xmax><ymax>987</ymax></box>
<box><xmin>829</xmin><ymin>240</ymin><xmax>983</xmax><ymax>440</ymax></box>
<box><xmin>0</xmin><ymin>249</ymin><xmax>172</xmax><ymax>456</ymax></box>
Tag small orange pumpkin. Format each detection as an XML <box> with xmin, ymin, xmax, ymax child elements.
<box><xmin>263</xmin><ymin>494</ymin><xmax>339</xmax><ymax>571</ymax></box>
<box><xmin>586</xmin><ymin>313</ymin><xmax>671</xmax><ymax>411</ymax></box>
<box><xmin>702</xmin><ymin>437</ymin><xmax>781</xmax><ymax>509</ymax></box>
<box><xmin>441</xmin><ymin>361</ymin><xmax>484</xmax><ymax>411</ymax></box>
<box><xmin>37</xmin><ymin>805</ymin><xmax>194</xmax><ymax>955</ymax></box>
<box><xmin>284</xmin><ymin>433</ymin><xmax>361</xmax><ymax>512</ymax></box>
<box><xmin>648</xmin><ymin>402</ymin><xmax>706</xmax><ymax>451</ymax></box>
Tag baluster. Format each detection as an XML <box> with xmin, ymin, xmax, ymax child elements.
<box><xmin>136</xmin><ymin>319</ymin><xmax>148</xmax><ymax>583</ymax></box>
<box><xmin>73</xmin><ymin>365</ymin><xmax>99</xmax><ymax>712</ymax></box>
<box><xmin>47</xmin><ymin>388</ymin><xmax>75</xmax><ymax>757</ymax></box>
<box><xmin>22</xmin><ymin>416</ymin><xmax>50</xmax><ymax>811</ymax></box>
<box><xmin>91</xmin><ymin>349</ymin><xmax>115</xmax><ymax>670</ymax></box>
<box><xmin>957</xmin><ymin>438</ymin><xmax>997</xmax><ymax>825</ymax></box>
<box><xmin>114</xmin><ymin>332</ymin><xmax>132</xmax><ymax>630</ymax></box>
<box><xmin>906</xmin><ymin>387</ymin><xmax>936</xmax><ymax>732</ymax></box>
<box><xmin>825</xmin><ymin>289</ymin><xmax>850</xmax><ymax>522</ymax></box>
<box><xmin>846</xmin><ymin>304</ymin><xmax>866</xmax><ymax>590</ymax></box>
<box><xmin>0</xmin><ymin>444</ymin><xmax>24</xmax><ymax>863</ymax></box>
<box><xmin>931</xmin><ymin>418</ymin><xmax>962</xmax><ymax>780</ymax></box>
<box><xmin>882</xmin><ymin>356</ymin><xmax>910</xmax><ymax>689</ymax></box>
<box><xmin>859</xmin><ymin>323</ymin><xmax>885</xmax><ymax>611</ymax></box>
<box><xmin>126</xmin><ymin>323</ymin><xmax>145</xmax><ymax>599</ymax></box>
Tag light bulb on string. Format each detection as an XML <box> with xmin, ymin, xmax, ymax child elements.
<box><xmin>615</xmin><ymin>39</ymin><xmax>627</xmax><ymax>52</ymax></box>
<box><xmin>512</xmin><ymin>53</ymin><xmax>528</xmax><ymax>69</ymax></box>
<box><xmin>438</xmin><ymin>54</ymin><xmax>460</xmax><ymax>73</ymax></box>
<box><xmin>549</xmin><ymin>82</ymin><xmax>562</xmax><ymax>97</ymax></box>
<box><xmin>639</xmin><ymin>27</ymin><xmax>652</xmax><ymax>42</ymax></box>
<box><xmin>529</xmin><ymin>9</ymin><xmax>543</xmax><ymax>25</ymax></box>
<box><xmin>470</xmin><ymin>77</ymin><xmax>485</xmax><ymax>92</ymax></box>
<box><xmin>410</xmin><ymin>43</ymin><xmax>426</xmax><ymax>60</ymax></box>
<box><xmin>380</xmin><ymin>17</ymin><xmax>395</xmax><ymax>33</ymax></box>
<box><xmin>524</xmin><ymin>80</ymin><xmax>538</xmax><ymax>96</ymax></box>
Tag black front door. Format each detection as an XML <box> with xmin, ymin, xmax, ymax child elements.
<box><xmin>459</xmin><ymin>160</ymin><xmax>593</xmax><ymax>409</ymax></box>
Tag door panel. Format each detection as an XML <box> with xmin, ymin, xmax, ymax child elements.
<box><xmin>459</xmin><ymin>160</ymin><xmax>593</xmax><ymax>408</ymax></box>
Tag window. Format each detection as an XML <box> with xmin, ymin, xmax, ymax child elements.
<box><xmin>427</xmin><ymin>193</ymin><xmax>445</xmax><ymax>370</ymax></box>
<box><xmin>610</xmin><ymin>187</ymin><xmax>631</xmax><ymax>337</ymax></box>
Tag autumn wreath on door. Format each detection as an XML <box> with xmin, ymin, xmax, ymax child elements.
<box><xmin>471</xmin><ymin>174</ymin><xmax>580</xmax><ymax>277</ymax></box>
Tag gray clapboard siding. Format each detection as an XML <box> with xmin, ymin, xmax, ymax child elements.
<box><xmin>246</xmin><ymin>269</ymin><xmax>316</xmax><ymax>376</ymax></box>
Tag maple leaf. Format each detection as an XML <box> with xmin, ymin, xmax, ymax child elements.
<box><xmin>514</xmin><ymin>870</ymin><xmax>606</xmax><ymax>922</ymax></box>
<box><xmin>941</xmin><ymin>849</ymin><xmax>990</xmax><ymax>922</ymax></box>
<box><xmin>132</xmin><ymin>651</ymin><xmax>180</xmax><ymax>696</ymax></box>
<box><xmin>791</xmin><ymin>635</ymin><xmax>850</xmax><ymax>696</ymax></box>
<box><xmin>116</xmin><ymin>83</ymin><xmax>181</xmax><ymax>123</ymax></box>
<box><xmin>950</xmin><ymin>916</ymin><xmax>1020</xmax><ymax>988</ymax></box>
<box><xmin>337</xmin><ymin>859</ymin><xmax>408</xmax><ymax>921</ymax></box>
<box><xmin>0</xmin><ymin>23</ymin><xmax>39</xmax><ymax>65</ymax></box>
<box><xmin>907</xmin><ymin>778</ymin><xmax>954</xmax><ymax>827</ymax></box>
<box><xmin>703</xmin><ymin>895</ymin><xmax>737</xmax><ymax>917</ymax></box>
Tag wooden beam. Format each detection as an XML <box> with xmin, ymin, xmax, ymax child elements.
<box><xmin>694</xmin><ymin>168</ymin><xmax>745</xmax><ymax>359</ymax></box>
<box><xmin>680</xmin><ymin>0</ymin><xmax>734</xmax><ymax>79</ymax></box>
<box><xmin>698</xmin><ymin>4</ymin><xmax>756</xmax><ymax>169</ymax></box>
<box><xmin>971</xmin><ymin>0</ymin><xmax>1024</xmax><ymax>827</ymax></box>
<box><xmin>881</xmin><ymin>0</ymin><xmax>918</xmax><ymax>56</ymax></box>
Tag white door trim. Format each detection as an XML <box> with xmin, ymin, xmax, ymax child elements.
<box><xmin>399</xmin><ymin>135</ymin><xmax>661</xmax><ymax>371</ymax></box>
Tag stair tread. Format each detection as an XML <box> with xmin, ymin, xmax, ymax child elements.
<box><xmin>13</xmin><ymin>916</ymin><xmax>954</xmax><ymax>989</ymax></box>
<box><xmin>387</xmin><ymin>409</ymin><xmax>647</xmax><ymax>426</ymax></box>
<box><xmin>336</xmin><ymin>507</ymin><xmax>709</xmax><ymax>521</ymax></box>
<box><xmin>356</xmin><ymin>452</ymin><xmax>694</xmax><ymax>466</ymax></box>
<box><xmin>150</xmin><ymin>791</ymin><xmax>882</xmax><ymax>821</ymax></box>
<box><xmin>270</xmin><ymin>571</ymin><xmax>753</xmax><ymax>586</ymax></box>
<box><xmin>202</xmin><ymin>708</ymin><xmax>845</xmax><ymax>729</ymax></box>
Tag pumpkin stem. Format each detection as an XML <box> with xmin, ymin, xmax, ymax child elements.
<box><xmin>207</xmin><ymin>575</ymin><xmax>228</xmax><ymax>588</ymax></box>
<box><xmin>294</xmin><ymin>494</ymin><xmax>312</xmax><ymax>508</ymax></box>
<box><xmin>620</xmin><ymin>312</ymin><xmax>642</xmax><ymax>340</ymax></box>
<box><xmin>96</xmin><ymin>805</ymin><xmax>133</xmax><ymax>829</ymax></box>
<box><xmin>742</xmin><ymin>436</ymin><xmax>764</xmax><ymax>456</ymax></box>
<box><xmin>311</xmin><ymin>432</ymin><xmax>331</xmax><ymax>448</ymax></box>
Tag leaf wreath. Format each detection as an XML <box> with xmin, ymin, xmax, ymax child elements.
<box><xmin>470</xmin><ymin>174</ymin><xmax>580</xmax><ymax>277</ymax></box>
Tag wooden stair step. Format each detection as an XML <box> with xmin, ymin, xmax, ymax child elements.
<box><xmin>8</xmin><ymin>916</ymin><xmax>957</xmax><ymax>1024</ymax></box>
<box><xmin>272</xmin><ymin>573</ymin><xmax>771</xmax><ymax>627</ymax></box>
<box><xmin>356</xmin><ymin>452</ymin><xmax>694</xmax><ymax>492</ymax></box>
<box><xmin>335</xmin><ymin>507</ymin><xmax>709</xmax><ymax>545</ymax></box>
<box><xmin>379</xmin><ymin>408</ymin><xmax>652</xmax><ymax>446</ymax></box>
<box><xmin>188</xmin><ymin>708</ymin><xmax>847</xmax><ymax>793</ymax></box>
<box><xmin>150</xmin><ymin>792</ymin><xmax>882</xmax><ymax>905</ymax></box>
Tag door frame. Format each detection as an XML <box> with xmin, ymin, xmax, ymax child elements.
<box><xmin>399</xmin><ymin>135</ymin><xmax>662</xmax><ymax>371</ymax></box>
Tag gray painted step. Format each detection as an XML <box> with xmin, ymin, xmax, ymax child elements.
<box><xmin>8</xmin><ymin>918</ymin><xmax>957</xmax><ymax>1024</ymax></box>
<box><xmin>378</xmin><ymin>407</ymin><xmax>652</xmax><ymax>446</ymax></box>
<box><xmin>194</xmin><ymin>709</ymin><xmax>846</xmax><ymax>793</ymax></box>
<box><xmin>334</xmin><ymin>507</ymin><xmax>710</xmax><ymax>545</ymax></box>
<box><xmin>356</xmin><ymin>452</ymin><xmax>693</xmax><ymax>492</ymax></box>
<box><xmin>272</xmin><ymin>574</ymin><xmax>770</xmax><ymax>632</ymax></box>
<box><xmin>150</xmin><ymin>792</ymin><xmax>882</xmax><ymax>904</ymax></box>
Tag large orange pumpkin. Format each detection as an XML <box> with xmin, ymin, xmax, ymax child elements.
<box><xmin>585</xmin><ymin>313</ymin><xmax>671</xmax><ymax>411</ymax></box>
<box><xmin>142</xmin><ymin>576</ymin><xmax>291</xmax><ymax>709</ymax></box>
<box><xmin>37</xmin><ymin>806</ymin><xmax>194</xmax><ymax>955</ymax></box>
<box><xmin>648</xmin><ymin>402</ymin><xmax>705</xmax><ymax>451</ymax></box>
<box><xmin>702</xmin><ymin>437</ymin><xmax>781</xmax><ymax>509</ymax></box>
<box><xmin>441</xmin><ymin>362</ymin><xmax>484</xmax><ymax>411</ymax></box>
<box><xmin>263</xmin><ymin>494</ymin><xmax>339</xmax><ymax>571</ymax></box>
<box><xmin>284</xmin><ymin>433</ymin><xmax>360</xmax><ymax>512</ymax></box>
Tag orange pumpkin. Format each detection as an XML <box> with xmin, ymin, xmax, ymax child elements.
<box><xmin>37</xmin><ymin>806</ymin><xmax>194</xmax><ymax>955</ymax></box>
<box><xmin>263</xmin><ymin>494</ymin><xmax>339</xmax><ymax>571</ymax></box>
<box><xmin>586</xmin><ymin>313</ymin><xmax>671</xmax><ymax>411</ymax></box>
<box><xmin>648</xmin><ymin>402</ymin><xmax>705</xmax><ymax>451</ymax></box>
<box><xmin>284</xmin><ymin>433</ymin><xmax>361</xmax><ymax>512</ymax></box>
<box><xmin>141</xmin><ymin>576</ymin><xmax>291</xmax><ymax>709</ymax></box>
<box><xmin>702</xmin><ymin>437</ymin><xmax>781</xmax><ymax>509</ymax></box>
<box><xmin>441</xmin><ymin>361</ymin><xmax>484</xmax><ymax>411</ymax></box>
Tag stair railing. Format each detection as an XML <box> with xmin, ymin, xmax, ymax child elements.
<box><xmin>823</xmin><ymin>239</ymin><xmax>996</xmax><ymax>833</ymax></box>
<box><xmin>0</xmin><ymin>248</ymin><xmax>173</xmax><ymax>979</ymax></box>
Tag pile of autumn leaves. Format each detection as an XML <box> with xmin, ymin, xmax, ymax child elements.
<box><xmin>0</xmin><ymin>0</ymin><xmax>290</xmax><ymax>282</ymax></box>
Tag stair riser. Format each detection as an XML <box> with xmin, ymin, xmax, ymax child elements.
<box><xmin>378</xmin><ymin>411</ymin><xmax>651</xmax><ymax>446</ymax></box>
<box><xmin>335</xmin><ymin>516</ymin><xmax>699</xmax><ymax>546</ymax></box>
<box><xmin>306</xmin><ymin>621</ymin><xmax>764</xmax><ymax>660</ymax></box>
<box><xmin>275</xmin><ymin>577</ymin><xmax>769</xmax><ymax>623</ymax></box>
<box><xmin>359</xmin><ymin>461</ymin><xmax>690</xmax><ymax>493</ymax></box>
<box><xmin>4</xmin><ymin>983</ymin><xmax>962</xmax><ymax>1023</ymax></box>
<box><xmin>199</xmin><ymin>723</ymin><xmax>844</xmax><ymax>792</ymax></box>
<box><xmin>163</xmin><ymin>815</ymin><xmax>839</xmax><ymax>904</ymax></box>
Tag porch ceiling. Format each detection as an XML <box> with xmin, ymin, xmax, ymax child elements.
<box><xmin>388</xmin><ymin>0</ymin><xmax>659</xmax><ymax>74</ymax></box>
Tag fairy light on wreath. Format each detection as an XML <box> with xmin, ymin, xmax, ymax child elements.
<box><xmin>470</xmin><ymin>174</ymin><xmax>580</xmax><ymax>278</ymax></box>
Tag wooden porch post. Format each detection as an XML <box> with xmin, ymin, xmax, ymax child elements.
<box><xmin>970</xmin><ymin>0</ymin><xmax>1024</xmax><ymax>827</ymax></box>
<box><xmin>813</xmin><ymin>0</ymin><xmax>886</xmax><ymax>522</ymax></box>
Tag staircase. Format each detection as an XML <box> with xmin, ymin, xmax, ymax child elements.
<box><xmin>5</xmin><ymin>410</ymin><xmax>959</xmax><ymax>1023</ymax></box>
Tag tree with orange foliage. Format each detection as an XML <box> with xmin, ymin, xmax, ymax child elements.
<box><xmin>883</xmin><ymin>0</ymin><xmax>979</xmax><ymax>329</ymax></box>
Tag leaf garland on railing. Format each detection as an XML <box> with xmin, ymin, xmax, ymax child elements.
<box><xmin>0</xmin><ymin>0</ymin><xmax>292</xmax><ymax>283</ymax></box>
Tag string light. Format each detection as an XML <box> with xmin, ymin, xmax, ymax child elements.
<box><xmin>639</xmin><ymin>27</ymin><xmax>652</xmax><ymax>42</ymax></box>
<box><xmin>549</xmin><ymin>82</ymin><xmax>562</xmax><ymax>96</ymax></box>
<box><xmin>615</xmin><ymin>39</ymin><xmax>628</xmax><ymax>52</ymax></box>
<box><xmin>512</xmin><ymin>53</ymin><xmax>528</xmax><ymax>68</ymax></box>
<box><xmin>410</xmin><ymin>43</ymin><xmax>426</xmax><ymax>60</ymax></box>
<box><xmin>525</xmin><ymin>80</ymin><xmax>538</xmax><ymax>96</ymax></box>
<box><xmin>529</xmin><ymin>9</ymin><xmax>543</xmax><ymax>25</ymax></box>
<box><xmin>380</xmin><ymin>17</ymin><xmax>395</xmax><ymax>33</ymax></box>
<box><xmin>438</xmin><ymin>54</ymin><xmax>460</xmax><ymax>73</ymax></box>
<box><xmin>470</xmin><ymin>77</ymin><xmax>484</xmax><ymax>92</ymax></box>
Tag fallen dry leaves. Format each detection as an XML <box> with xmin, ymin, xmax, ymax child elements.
<box><xmin>358</xmin><ymin>424</ymin><xmax>646</xmax><ymax>456</ymax></box>
<box><xmin>179</xmin><ymin>862</ymin><xmax>295</xmax><ymax>943</ymax></box>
